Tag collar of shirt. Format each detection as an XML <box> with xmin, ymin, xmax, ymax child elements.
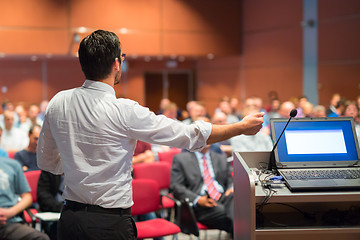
<box><xmin>82</xmin><ymin>80</ymin><xmax>116</xmax><ymax>97</ymax></box>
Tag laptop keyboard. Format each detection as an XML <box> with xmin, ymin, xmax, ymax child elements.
<box><xmin>281</xmin><ymin>169</ymin><xmax>360</xmax><ymax>180</ymax></box>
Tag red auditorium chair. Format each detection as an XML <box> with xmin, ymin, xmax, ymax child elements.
<box><xmin>23</xmin><ymin>170</ymin><xmax>41</xmax><ymax>227</ymax></box>
<box><xmin>131</xmin><ymin>179</ymin><xmax>180</xmax><ymax>239</ymax></box>
<box><xmin>158</xmin><ymin>148</ymin><xmax>181</xmax><ymax>166</ymax></box>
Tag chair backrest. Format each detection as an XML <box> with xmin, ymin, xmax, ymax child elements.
<box><xmin>7</xmin><ymin>151</ymin><xmax>16</xmax><ymax>159</ymax></box>
<box><xmin>132</xmin><ymin>162</ymin><xmax>171</xmax><ymax>190</ymax></box>
<box><xmin>158</xmin><ymin>148</ymin><xmax>181</xmax><ymax>166</ymax></box>
<box><xmin>24</xmin><ymin>170</ymin><xmax>41</xmax><ymax>203</ymax></box>
<box><xmin>131</xmin><ymin>179</ymin><xmax>160</xmax><ymax>216</ymax></box>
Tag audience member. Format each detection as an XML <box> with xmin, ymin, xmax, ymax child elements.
<box><xmin>182</xmin><ymin>100</ymin><xmax>197</xmax><ymax>122</ymax></box>
<box><xmin>312</xmin><ymin>105</ymin><xmax>327</xmax><ymax>118</ymax></box>
<box><xmin>272</xmin><ymin>101</ymin><xmax>296</xmax><ymax>118</ymax></box>
<box><xmin>15</xmin><ymin>105</ymin><xmax>32</xmax><ymax>133</ymax></box>
<box><xmin>264</xmin><ymin>90</ymin><xmax>279</xmax><ymax>112</ymax></box>
<box><xmin>328</xmin><ymin>98</ymin><xmax>346</xmax><ymax>117</ymax></box>
<box><xmin>343</xmin><ymin>101</ymin><xmax>360</xmax><ymax>146</ymax></box>
<box><xmin>295</xmin><ymin>96</ymin><xmax>308</xmax><ymax>118</ymax></box>
<box><xmin>0</xmin><ymin>100</ymin><xmax>19</xmax><ymax>129</ymax></box>
<box><xmin>170</xmin><ymin>143</ymin><xmax>234</xmax><ymax>235</ymax></box>
<box><xmin>152</xmin><ymin>102</ymin><xmax>180</xmax><ymax>156</ymax></box>
<box><xmin>326</xmin><ymin>93</ymin><xmax>341</xmax><ymax>116</ymax></box>
<box><xmin>157</xmin><ymin>98</ymin><xmax>170</xmax><ymax>115</ymax></box>
<box><xmin>182</xmin><ymin>101</ymin><xmax>206</xmax><ymax>125</ymax></box>
<box><xmin>229</xmin><ymin>97</ymin><xmax>242</xmax><ymax>120</ymax></box>
<box><xmin>132</xmin><ymin>140</ymin><xmax>155</xmax><ymax>166</ymax></box>
<box><xmin>0</xmin><ymin>128</ymin><xmax>9</xmax><ymax>158</ymax></box>
<box><xmin>267</xmin><ymin>98</ymin><xmax>281</xmax><ymax>119</ymax></box>
<box><xmin>38</xmin><ymin>100</ymin><xmax>49</xmax><ymax>122</ymax></box>
<box><xmin>210</xmin><ymin>112</ymin><xmax>232</xmax><ymax>157</ymax></box>
<box><xmin>0</xmin><ymin>110</ymin><xmax>29</xmax><ymax>152</ymax></box>
<box><xmin>37</xmin><ymin>170</ymin><xmax>64</xmax><ymax>240</ymax></box>
<box><xmin>28</xmin><ymin>104</ymin><xmax>43</xmax><ymax>127</ymax></box>
<box><xmin>14</xmin><ymin>125</ymin><xmax>41</xmax><ymax>171</ymax></box>
<box><xmin>253</xmin><ymin>96</ymin><xmax>270</xmax><ymax>130</ymax></box>
<box><xmin>343</xmin><ymin>101</ymin><xmax>360</xmax><ymax>123</ymax></box>
<box><xmin>218</xmin><ymin>100</ymin><xmax>239</xmax><ymax>124</ymax></box>
<box><xmin>162</xmin><ymin>102</ymin><xmax>178</xmax><ymax>120</ymax></box>
<box><xmin>302</xmin><ymin>101</ymin><xmax>314</xmax><ymax>118</ymax></box>
<box><xmin>0</xmin><ymin>157</ymin><xmax>50</xmax><ymax>240</ymax></box>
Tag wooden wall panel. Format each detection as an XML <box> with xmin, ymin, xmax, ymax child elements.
<box><xmin>244</xmin><ymin>27</ymin><xmax>302</xmax><ymax>66</ymax></box>
<box><xmin>244</xmin><ymin>0</ymin><xmax>302</xmax><ymax>31</ymax></box>
<box><xmin>0</xmin><ymin>0</ymin><xmax>68</xmax><ymax>27</ymax></box>
<box><xmin>163</xmin><ymin>32</ymin><xmax>239</xmax><ymax>56</ymax></box>
<box><xmin>318</xmin><ymin>18</ymin><xmax>360</xmax><ymax>62</ymax></box>
<box><xmin>0</xmin><ymin>30</ymin><xmax>70</xmax><ymax>54</ymax></box>
<box><xmin>118</xmin><ymin>32</ymin><xmax>161</xmax><ymax>56</ymax></box>
<box><xmin>162</xmin><ymin>0</ymin><xmax>242</xmax><ymax>32</ymax></box>
<box><xmin>241</xmin><ymin>0</ymin><xmax>303</xmax><ymax>106</ymax></box>
<box><xmin>70</xmin><ymin>0</ymin><xmax>161</xmax><ymax>30</ymax></box>
<box><xmin>318</xmin><ymin>0</ymin><xmax>360</xmax><ymax>19</ymax></box>
<box><xmin>244</xmin><ymin>66</ymin><xmax>303</xmax><ymax>104</ymax></box>
<box><xmin>318</xmin><ymin>0</ymin><xmax>360</xmax><ymax>105</ymax></box>
<box><xmin>0</xmin><ymin>59</ymin><xmax>43</xmax><ymax>105</ymax></box>
<box><xmin>197</xmin><ymin>56</ymin><xmax>242</xmax><ymax>115</ymax></box>
<box><xmin>318</xmin><ymin>64</ymin><xmax>360</xmax><ymax>105</ymax></box>
<box><xmin>46</xmin><ymin>58</ymin><xmax>83</xmax><ymax>99</ymax></box>
<box><xmin>0</xmin><ymin>0</ymin><xmax>241</xmax><ymax>56</ymax></box>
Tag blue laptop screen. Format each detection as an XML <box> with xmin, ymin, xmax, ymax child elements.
<box><xmin>272</xmin><ymin>118</ymin><xmax>359</xmax><ymax>163</ymax></box>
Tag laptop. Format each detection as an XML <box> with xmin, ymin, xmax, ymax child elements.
<box><xmin>270</xmin><ymin>117</ymin><xmax>360</xmax><ymax>191</ymax></box>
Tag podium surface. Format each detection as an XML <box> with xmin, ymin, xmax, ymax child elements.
<box><xmin>233</xmin><ymin>151</ymin><xmax>360</xmax><ymax>240</ymax></box>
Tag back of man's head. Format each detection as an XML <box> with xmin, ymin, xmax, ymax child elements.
<box><xmin>78</xmin><ymin>30</ymin><xmax>121</xmax><ymax>81</ymax></box>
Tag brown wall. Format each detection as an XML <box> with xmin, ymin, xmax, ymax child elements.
<box><xmin>0</xmin><ymin>0</ymin><xmax>242</xmax><ymax>56</ymax></box>
<box><xmin>0</xmin><ymin>0</ymin><xmax>360</xmax><ymax>116</ymax></box>
<box><xmin>241</xmin><ymin>0</ymin><xmax>304</xmax><ymax>107</ymax></box>
<box><xmin>318</xmin><ymin>0</ymin><xmax>360</xmax><ymax>105</ymax></box>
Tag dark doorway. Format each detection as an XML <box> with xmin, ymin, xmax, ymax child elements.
<box><xmin>145</xmin><ymin>71</ymin><xmax>194</xmax><ymax>114</ymax></box>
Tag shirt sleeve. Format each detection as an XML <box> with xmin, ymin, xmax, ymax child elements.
<box><xmin>37</xmin><ymin>113</ymin><xmax>63</xmax><ymax>175</ymax></box>
<box><xmin>124</xmin><ymin>101</ymin><xmax>212</xmax><ymax>152</ymax></box>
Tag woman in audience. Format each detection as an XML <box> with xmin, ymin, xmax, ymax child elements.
<box><xmin>343</xmin><ymin>101</ymin><xmax>360</xmax><ymax>146</ymax></box>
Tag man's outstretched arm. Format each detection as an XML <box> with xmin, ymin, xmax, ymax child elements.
<box><xmin>207</xmin><ymin>112</ymin><xmax>264</xmax><ymax>145</ymax></box>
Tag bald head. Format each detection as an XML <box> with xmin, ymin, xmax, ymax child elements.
<box><xmin>279</xmin><ymin>101</ymin><xmax>295</xmax><ymax>118</ymax></box>
<box><xmin>212</xmin><ymin>111</ymin><xmax>227</xmax><ymax>125</ymax></box>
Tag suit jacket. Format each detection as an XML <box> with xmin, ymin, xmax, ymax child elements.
<box><xmin>37</xmin><ymin>170</ymin><xmax>63</xmax><ymax>212</ymax></box>
<box><xmin>170</xmin><ymin>151</ymin><xmax>233</xmax><ymax>203</ymax></box>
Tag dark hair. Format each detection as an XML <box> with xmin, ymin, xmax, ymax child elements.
<box><xmin>78</xmin><ymin>30</ymin><xmax>121</xmax><ymax>80</ymax></box>
<box><xmin>29</xmin><ymin>124</ymin><xmax>41</xmax><ymax>135</ymax></box>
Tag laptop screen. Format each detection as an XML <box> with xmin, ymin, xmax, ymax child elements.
<box><xmin>270</xmin><ymin>117</ymin><xmax>360</xmax><ymax>168</ymax></box>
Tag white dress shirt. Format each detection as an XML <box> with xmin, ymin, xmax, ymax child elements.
<box><xmin>37</xmin><ymin>80</ymin><xmax>212</xmax><ymax>208</ymax></box>
<box><xmin>0</xmin><ymin>127</ymin><xmax>29</xmax><ymax>152</ymax></box>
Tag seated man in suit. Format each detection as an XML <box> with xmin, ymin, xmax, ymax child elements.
<box><xmin>170</xmin><ymin>117</ymin><xmax>234</xmax><ymax>235</ymax></box>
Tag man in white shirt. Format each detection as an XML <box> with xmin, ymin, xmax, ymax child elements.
<box><xmin>0</xmin><ymin>110</ymin><xmax>29</xmax><ymax>152</ymax></box>
<box><xmin>37</xmin><ymin>29</ymin><xmax>264</xmax><ymax>240</ymax></box>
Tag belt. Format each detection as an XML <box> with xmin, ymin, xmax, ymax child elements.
<box><xmin>63</xmin><ymin>199</ymin><xmax>131</xmax><ymax>216</ymax></box>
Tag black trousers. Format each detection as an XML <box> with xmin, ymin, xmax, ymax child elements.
<box><xmin>58</xmin><ymin>200</ymin><xmax>137</xmax><ymax>240</ymax></box>
<box><xmin>194</xmin><ymin>193</ymin><xmax>234</xmax><ymax>233</ymax></box>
